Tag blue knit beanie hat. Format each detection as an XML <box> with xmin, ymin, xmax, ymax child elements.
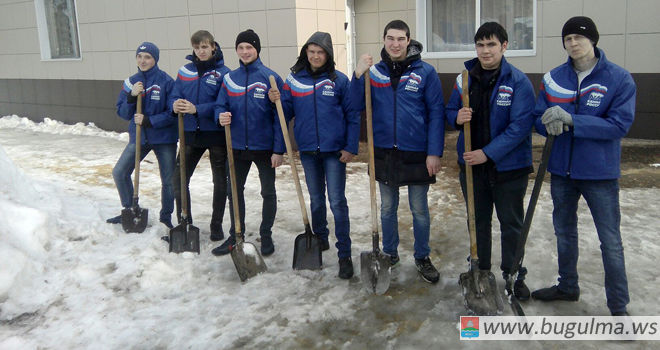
<box><xmin>136</xmin><ymin>42</ymin><xmax>160</xmax><ymax>63</ymax></box>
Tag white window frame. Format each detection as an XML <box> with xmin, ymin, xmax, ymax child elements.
<box><xmin>416</xmin><ymin>0</ymin><xmax>537</xmax><ymax>59</ymax></box>
<box><xmin>34</xmin><ymin>0</ymin><xmax>83</xmax><ymax>61</ymax></box>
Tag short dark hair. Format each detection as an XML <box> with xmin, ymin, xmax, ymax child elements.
<box><xmin>190</xmin><ymin>30</ymin><xmax>215</xmax><ymax>46</ymax></box>
<box><xmin>474</xmin><ymin>22</ymin><xmax>508</xmax><ymax>44</ymax></box>
<box><xmin>383</xmin><ymin>20</ymin><xmax>410</xmax><ymax>39</ymax></box>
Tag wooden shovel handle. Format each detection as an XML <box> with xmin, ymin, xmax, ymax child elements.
<box><xmin>462</xmin><ymin>70</ymin><xmax>478</xmax><ymax>259</ymax></box>
<box><xmin>133</xmin><ymin>94</ymin><xmax>142</xmax><ymax>205</ymax></box>
<box><xmin>365</xmin><ymin>73</ymin><xmax>378</xmax><ymax>237</ymax></box>
<box><xmin>177</xmin><ymin>113</ymin><xmax>189</xmax><ymax>219</ymax></box>
<box><xmin>224</xmin><ymin>123</ymin><xmax>242</xmax><ymax>240</ymax></box>
<box><xmin>268</xmin><ymin>75</ymin><xmax>311</xmax><ymax>227</ymax></box>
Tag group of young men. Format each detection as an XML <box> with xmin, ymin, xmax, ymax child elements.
<box><xmin>107</xmin><ymin>17</ymin><xmax>635</xmax><ymax>316</ymax></box>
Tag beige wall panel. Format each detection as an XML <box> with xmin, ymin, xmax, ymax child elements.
<box><xmin>295</xmin><ymin>0</ymin><xmax>317</xmax><ymax>10</ymax></box>
<box><xmin>212</xmin><ymin>0</ymin><xmax>238</xmax><ymax>13</ymax></box>
<box><xmin>627</xmin><ymin>0</ymin><xmax>660</xmax><ymax>33</ymax></box>
<box><xmin>106</xmin><ymin>22</ymin><xmax>129</xmax><ymax>52</ymax></box>
<box><xmin>355</xmin><ymin>0</ymin><xmax>378</xmax><ymax>13</ymax></box>
<box><xmin>268</xmin><ymin>0</ymin><xmax>296</xmax><ymax>10</ymax></box>
<box><xmin>316</xmin><ymin>0</ymin><xmax>335</xmax><ymax>10</ymax></box>
<box><xmin>91</xmin><ymin>52</ymin><xmax>112</xmax><ymax>80</ymax></box>
<box><xmin>264</xmin><ymin>46</ymin><xmax>299</xmax><ymax>78</ymax></box>
<box><xmin>7</xmin><ymin>2</ymin><xmax>31</xmax><ymax>29</ymax></box>
<box><xmin>355</xmin><ymin>12</ymin><xmax>380</xmax><ymax>44</ymax></box>
<box><xmin>0</xmin><ymin>5</ymin><xmax>11</xmax><ymax>30</ymax></box>
<box><xmin>75</xmin><ymin>0</ymin><xmax>90</xmax><ymax>23</ymax></box>
<box><xmin>109</xmin><ymin>51</ymin><xmax>131</xmax><ymax>81</ymax></box>
<box><xmin>295</xmin><ymin>9</ymin><xmax>317</xmax><ymax>46</ymax></box>
<box><xmin>188</xmin><ymin>0</ymin><xmax>213</xmax><ymax>15</ymax></box>
<box><xmin>626</xmin><ymin>33</ymin><xmax>660</xmax><ymax>73</ymax></box>
<box><xmin>189</xmin><ymin>14</ymin><xmax>213</xmax><ymax>34</ymax></box>
<box><xmin>318</xmin><ymin>10</ymin><xmax>337</xmax><ymax>39</ymax></box>
<box><xmin>168</xmin><ymin>49</ymin><xmax>194</xmax><ymax>75</ymax></box>
<box><xmin>123</xmin><ymin>0</ymin><xmax>145</xmax><ymax>20</ymax></box>
<box><xmin>336</xmin><ymin>0</ymin><xmax>345</xmax><ymax>11</ymax></box>
<box><xmin>125</xmin><ymin>20</ymin><xmax>147</xmax><ymax>51</ymax></box>
<box><xmin>104</xmin><ymin>0</ymin><xmax>125</xmax><ymax>22</ymax></box>
<box><xmin>0</xmin><ymin>56</ymin><xmax>12</xmax><ymax>78</ymax></box>
<box><xmin>355</xmin><ymin>42</ymin><xmax>382</xmax><ymax>61</ymax></box>
<box><xmin>78</xmin><ymin>23</ymin><xmax>92</xmax><ymax>54</ymax></box>
<box><xmin>507</xmin><ymin>55</ymin><xmax>544</xmax><ymax>75</ymax></box>
<box><xmin>143</xmin><ymin>0</ymin><xmax>167</xmax><ymax>18</ymax></box>
<box><xmin>266</xmin><ymin>9</ymin><xmax>297</xmax><ymax>47</ymax></box>
<box><xmin>85</xmin><ymin>0</ymin><xmax>106</xmax><ymax>23</ymax></box>
<box><xmin>407</xmin><ymin>9</ymin><xmax>416</xmax><ymax>36</ymax></box>
<box><xmin>542</xmin><ymin>0</ymin><xmax>583</xmax><ymax>39</ymax></box>
<box><xmin>166</xmin><ymin>16</ymin><xmax>191</xmax><ymax>50</ymax></box>
<box><xmin>166</xmin><ymin>0</ymin><xmax>189</xmax><ymax>17</ymax></box>
<box><xmin>378</xmin><ymin>0</ymin><xmax>407</xmax><ymax>12</ymax></box>
<box><xmin>145</xmin><ymin>18</ymin><xmax>170</xmax><ymax>49</ymax></box>
<box><xmin>583</xmin><ymin>0</ymin><xmax>625</xmax><ymax>35</ymax></box>
<box><xmin>333</xmin><ymin>43</ymin><xmax>348</xmax><ymax>73</ymax></box>
<box><xmin>77</xmin><ymin>54</ymin><xmax>96</xmax><ymax>80</ymax></box>
<box><xmin>213</xmin><ymin>13</ymin><xmax>241</xmax><ymax>48</ymax></box>
<box><xmin>238</xmin><ymin>11</ymin><xmax>269</xmax><ymax>46</ymax></box>
<box><xmin>378</xmin><ymin>11</ymin><xmax>410</xmax><ymax>37</ymax></box>
<box><xmin>88</xmin><ymin>23</ymin><xmax>109</xmax><ymax>52</ymax></box>
<box><xmin>597</xmin><ymin>35</ymin><xmax>625</xmax><ymax>67</ymax></box>
<box><xmin>334</xmin><ymin>11</ymin><xmax>347</xmax><ymax>44</ymax></box>
<box><xmin>541</xmin><ymin>36</ymin><xmax>568</xmax><ymax>73</ymax></box>
<box><xmin>239</xmin><ymin>0</ymin><xmax>266</xmax><ymax>12</ymax></box>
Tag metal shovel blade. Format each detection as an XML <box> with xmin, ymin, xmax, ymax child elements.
<box><xmin>231</xmin><ymin>241</ymin><xmax>267</xmax><ymax>282</ymax></box>
<box><xmin>121</xmin><ymin>206</ymin><xmax>148</xmax><ymax>233</ymax></box>
<box><xmin>168</xmin><ymin>222</ymin><xmax>200</xmax><ymax>254</ymax></box>
<box><xmin>360</xmin><ymin>250</ymin><xmax>392</xmax><ymax>295</ymax></box>
<box><xmin>459</xmin><ymin>263</ymin><xmax>504</xmax><ymax>315</ymax></box>
<box><xmin>292</xmin><ymin>225</ymin><xmax>322</xmax><ymax>270</ymax></box>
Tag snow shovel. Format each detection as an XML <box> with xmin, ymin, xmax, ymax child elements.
<box><xmin>458</xmin><ymin>70</ymin><xmax>503</xmax><ymax>315</ymax></box>
<box><xmin>269</xmin><ymin>75</ymin><xmax>322</xmax><ymax>270</ymax></box>
<box><xmin>360</xmin><ymin>73</ymin><xmax>392</xmax><ymax>295</ymax></box>
<box><xmin>168</xmin><ymin>113</ymin><xmax>200</xmax><ymax>254</ymax></box>
<box><xmin>121</xmin><ymin>94</ymin><xmax>148</xmax><ymax>233</ymax></box>
<box><xmin>504</xmin><ymin>135</ymin><xmax>555</xmax><ymax>316</ymax></box>
<box><xmin>225</xmin><ymin>123</ymin><xmax>267</xmax><ymax>281</ymax></box>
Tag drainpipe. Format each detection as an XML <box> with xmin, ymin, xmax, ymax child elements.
<box><xmin>345</xmin><ymin>0</ymin><xmax>356</xmax><ymax>76</ymax></box>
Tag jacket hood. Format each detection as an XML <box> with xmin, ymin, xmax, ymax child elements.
<box><xmin>291</xmin><ymin>31</ymin><xmax>336</xmax><ymax>80</ymax></box>
<box><xmin>186</xmin><ymin>42</ymin><xmax>226</xmax><ymax>71</ymax></box>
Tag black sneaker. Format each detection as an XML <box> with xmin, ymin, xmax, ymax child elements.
<box><xmin>212</xmin><ymin>236</ymin><xmax>236</xmax><ymax>256</ymax></box>
<box><xmin>261</xmin><ymin>236</ymin><xmax>274</xmax><ymax>256</ymax></box>
<box><xmin>320</xmin><ymin>239</ymin><xmax>330</xmax><ymax>251</ymax></box>
<box><xmin>415</xmin><ymin>257</ymin><xmax>440</xmax><ymax>284</ymax></box>
<box><xmin>106</xmin><ymin>215</ymin><xmax>122</xmax><ymax>224</ymax></box>
<box><xmin>338</xmin><ymin>257</ymin><xmax>354</xmax><ymax>279</ymax></box>
<box><xmin>611</xmin><ymin>311</ymin><xmax>629</xmax><ymax>316</ymax></box>
<box><xmin>210</xmin><ymin>229</ymin><xmax>224</xmax><ymax>242</ymax></box>
<box><xmin>160</xmin><ymin>219</ymin><xmax>174</xmax><ymax>229</ymax></box>
<box><xmin>531</xmin><ymin>285</ymin><xmax>579</xmax><ymax>301</ymax></box>
<box><xmin>514</xmin><ymin>280</ymin><xmax>530</xmax><ymax>301</ymax></box>
<box><xmin>389</xmin><ymin>255</ymin><xmax>400</xmax><ymax>267</ymax></box>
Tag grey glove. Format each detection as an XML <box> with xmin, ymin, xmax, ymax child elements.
<box><xmin>541</xmin><ymin>106</ymin><xmax>573</xmax><ymax>135</ymax></box>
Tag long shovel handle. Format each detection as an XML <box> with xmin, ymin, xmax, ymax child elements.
<box><xmin>224</xmin><ymin>123</ymin><xmax>243</xmax><ymax>242</ymax></box>
<box><xmin>132</xmin><ymin>95</ymin><xmax>143</xmax><ymax>207</ymax></box>
<box><xmin>510</xmin><ymin>134</ymin><xmax>555</xmax><ymax>275</ymax></box>
<box><xmin>177</xmin><ymin>113</ymin><xmax>189</xmax><ymax>219</ymax></box>
<box><xmin>268</xmin><ymin>75</ymin><xmax>311</xmax><ymax>228</ymax></box>
<box><xmin>365</xmin><ymin>73</ymin><xmax>380</xmax><ymax>252</ymax></box>
<box><xmin>461</xmin><ymin>70</ymin><xmax>478</xmax><ymax>260</ymax></box>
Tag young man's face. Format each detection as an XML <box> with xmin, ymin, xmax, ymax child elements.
<box><xmin>476</xmin><ymin>35</ymin><xmax>507</xmax><ymax>70</ymax></box>
<box><xmin>563</xmin><ymin>34</ymin><xmax>594</xmax><ymax>61</ymax></box>
<box><xmin>384</xmin><ymin>28</ymin><xmax>410</xmax><ymax>61</ymax></box>
<box><xmin>236</xmin><ymin>42</ymin><xmax>258</xmax><ymax>65</ymax></box>
<box><xmin>136</xmin><ymin>52</ymin><xmax>156</xmax><ymax>72</ymax></box>
<box><xmin>193</xmin><ymin>40</ymin><xmax>215</xmax><ymax>62</ymax></box>
<box><xmin>306</xmin><ymin>44</ymin><xmax>327</xmax><ymax>71</ymax></box>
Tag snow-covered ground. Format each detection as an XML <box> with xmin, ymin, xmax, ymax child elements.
<box><xmin>0</xmin><ymin>115</ymin><xmax>658</xmax><ymax>349</ymax></box>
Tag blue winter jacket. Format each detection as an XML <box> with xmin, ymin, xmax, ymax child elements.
<box><xmin>533</xmin><ymin>48</ymin><xmax>636</xmax><ymax>180</ymax></box>
<box><xmin>214</xmin><ymin>58</ymin><xmax>286</xmax><ymax>153</ymax></box>
<box><xmin>350</xmin><ymin>58</ymin><xmax>445</xmax><ymax>156</ymax></box>
<box><xmin>116</xmin><ymin>64</ymin><xmax>176</xmax><ymax>145</ymax></box>
<box><xmin>446</xmin><ymin>57</ymin><xmax>536</xmax><ymax>171</ymax></box>
<box><xmin>169</xmin><ymin>48</ymin><xmax>231</xmax><ymax>133</ymax></box>
<box><xmin>280</xmin><ymin>69</ymin><xmax>360</xmax><ymax>154</ymax></box>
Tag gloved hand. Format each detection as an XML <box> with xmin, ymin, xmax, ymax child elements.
<box><xmin>131</xmin><ymin>82</ymin><xmax>144</xmax><ymax>97</ymax></box>
<box><xmin>541</xmin><ymin>106</ymin><xmax>573</xmax><ymax>135</ymax></box>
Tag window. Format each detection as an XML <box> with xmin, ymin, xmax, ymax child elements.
<box><xmin>416</xmin><ymin>0</ymin><xmax>536</xmax><ymax>58</ymax></box>
<box><xmin>35</xmin><ymin>0</ymin><xmax>81</xmax><ymax>60</ymax></box>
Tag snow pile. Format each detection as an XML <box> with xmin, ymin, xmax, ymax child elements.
<box><xmin>0</xmin><ymin>115</ymin><xmax>127</xmax><ymax>141</ymax></box>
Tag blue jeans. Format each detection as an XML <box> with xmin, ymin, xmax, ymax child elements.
<box><xmin>112</xmin><ymin>142</ymin><xmax>176</xmax><ymax>222</ymax></box>
<box><xmin>378</xmin><ymin>182</ymin><xmax>430</xmax><ymax>260</ymax></box>
<box><xmin>300</xmin><ymin>152</ymin><xmax>351</xmax><ymax>258</ymax></box>
<box><xmin>551</xmin><ymin>175</ymin><xmax>629</xmax><ymax>313</ymax></box>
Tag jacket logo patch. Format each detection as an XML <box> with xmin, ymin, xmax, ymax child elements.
<box><xmin>404</xmin><ymin>72</ymin><xmax>421</xmax><ymax>92</ymax></box>
<box><xmin>322</xmin><ymin>85</ymin><xmax>335</xmax><ymax>97</ymax></box>
<box><xmin>253</xmin><ymin>87</ymin><xmax>265</xmax><ymax>99</ymax></box>
<box><xmin>496</xmin><ymin>85</ymin><xmax>513</xmax><ymax>106</ymax></box>
<box><xmin>586</xmin><ymin>91</ymin><xmax>604</xmax><ymax>107</ymax></box>
<box><xmin>150</xmin><ymin>89</ymin><xmax>160</xmax><ymax>101</ymax></box>
<box><xmin>206</xmin><ymin>76</ymin><xmax>217</xmax><ymax>85</ymax></box>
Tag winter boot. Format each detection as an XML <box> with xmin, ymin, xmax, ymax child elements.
<box><xmin>389</xmin><ymin>255</ymin><xmax>400</xmax><ymax>267</ymax></box>
<box><xmin>514</xmin><ymin>280</ymin><xmax>531</xmax><ymax>301</ymax></box>
<box><xmin>260</xmin><ymin>236</ymin><xmax>275</xmax><ymax>256</ymax></box>
<box><xmin>320</xmin><ymin>239</ymin><xmax>330</xmax><ymax>252</ymax></box>
<box><xmin>338</xmin><ymin>257</ymin><xmax>354</xmax><ymax>279</ymax></box>
<box><xmin>212</xmin><ymin>236</ymin><xmax>236</xmax><ymax>256</ymax></box>
<box><xmin>210</xmin><ymin>225</ymin><xmax>224</xmax><ymax>242</ymax></box>
<box><xmin>160</xmin><ymin>218</ymin><xmax>173</xmax><ymax>229</ymax></box>
<box><xmin>531</xmin><ymin>285</ymin><xmax>579</xmax><ymax>301</ymax></box>
<box><xmin>106</xmin><ymin>215</ymin><xmax>122</xmax><ymax>224</ymax></box>
<box><xmin>415</xmin><ymin>257</ymin><xmax>440</xmax><ymax>284</ymax></box>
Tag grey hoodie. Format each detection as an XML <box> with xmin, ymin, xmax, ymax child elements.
<box><xmin>291</xmin><ymin>31</ymin><xmax>336</xmax><ymax>80</ymax></box>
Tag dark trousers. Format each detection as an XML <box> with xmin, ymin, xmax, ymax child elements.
<box><xmin>459</xmin><ymin>169</ymin><xmax>528</xmax><ymax>277</ymax></box>
<box><xmin>227</xmin><ymin>154</ymin><xmax>276</xmax><ymax>238</ymax></box>
<box><xmin>173</xmin><ymin>144</ymin><xmax>227</xmax><ymax>233</ymax></box>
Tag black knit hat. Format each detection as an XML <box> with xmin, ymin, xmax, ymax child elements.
<box><xmin>235</xmin><ymin>29</ymin><xmax>261</xmax><ymax>54</ymax></box>
<box><xmin>562</xmin><ymin>16</ymin><xmax>599</xmax><ymax>48</ymax></box>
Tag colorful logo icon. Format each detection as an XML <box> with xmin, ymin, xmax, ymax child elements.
<box><xmin>460</xmin><ymin>316</ymin><xmax>479</xmax><ymax>338</ymax></box>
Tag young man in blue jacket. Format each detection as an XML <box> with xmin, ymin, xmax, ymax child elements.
<box><xmin>531</xmin><ymin>17</ymin><xmax>635</xmax><ymax>316</ymax></box>
<box><xmin>446</xmin><ymin>22</ymin><xmax>535</xmax><ymax>299</ymax></box>
<box><xmin>270</xmin><ymin>31</ymin><xmax>360</xmax><ymax>279</ymax></box>
<box><xmin>109</xmin><ymin>42</ymin><xmax>176</xmax><ymax>228</ymax></box>
<box><xmin>169</xmin><ymin>30</ymin><xmax>231</xmax><ymax>242</ymax></box>
<box><xmin>351</xmin><ymin>20</ymin><xmax>444</xmax><ymax>284</ymax></box>
<box><xmin>212</xmin><ymin>29</ymin><xmax>285</xmax><ymax>257</ymax></box>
